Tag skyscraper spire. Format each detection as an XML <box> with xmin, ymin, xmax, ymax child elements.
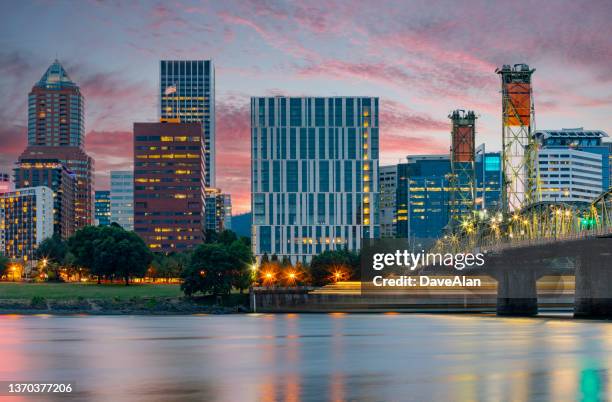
<box><xmin>36</xmin><ymin>59</ymin><xmax>77</xmax><ymax>89</ymax></box>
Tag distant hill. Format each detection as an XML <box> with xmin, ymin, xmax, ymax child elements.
<box><xmin>231</xmin><ymin>212</ymin><xmax>252</xmax><ymax>238</ymax></box>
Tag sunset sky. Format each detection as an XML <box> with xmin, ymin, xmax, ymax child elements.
<box><xmin>1</xmin><ymin>0</ymin><xmax>611</xmax><ymax>213</ymax></box>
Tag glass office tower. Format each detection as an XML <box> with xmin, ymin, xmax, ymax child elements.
<box><xmin>110</xmin><ymin>171</ymin><xmax>134</xmax><ymax>231</ymax></box>
<box><xmin>160</xmin><ymin>60</ymin><xmax>215</xmax><ymax>187</ymax></box>
<box><xmin>251</xmin><ymin>96</ymin><xmax>380</xmax><ymax>263</ymax></box>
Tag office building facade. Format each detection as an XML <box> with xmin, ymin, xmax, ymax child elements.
<box><xmin>0</xmin><ymin>187</ymin><xmax>54</xmax><ymax>260</ymax></box>
<box><xmin>160</xmin><ymin>60</ymin><xmax>215</xmax><ymax>187</ymax></box>
<box><xmin>133</xmin><ymin>122</ymin><xmax>205</xmax><ymax>252</ymax></box>
<box><xmin>13</xmin><ymin>157</ymin><xmax>76</xmax><ymax>239</ymax></box>
<box><xmin>396</xmin><ymin>148</ymin><xmax>502</xmax><ymax>249</ymax></box>
<box><xmin>204</xmin><ymin>188</ymin><xmax>232</xmax><ymax>233</ymax></box>
<box><xmin>94</xmin><ymin>190</ymin><xmax>111</xmax><ymax>226</ymax></box>
<box><xmin>16</xmin><ymin>146</ymin><xmax>92</xmax><ymax>230</ymax></box>
<box><xmin>251</xmin><ymin>96</ymin><xmax>380</xmax><ymax>263</ymax></box>
<box><xmin>110</xmin><ymin>170</ymin><xmax>134</xmax><ymax>230</ymax></box>
<box><xmin>379</xmin><ymin>165</ymin><xmax>397</xmax><ymax>237</ymax></box>
<box><xmin>533</xmin><ymin>129</ymin><xmax>609</xmax><ymax>204</ymax></box>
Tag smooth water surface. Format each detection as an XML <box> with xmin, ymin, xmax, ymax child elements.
<box><xmin>0</xmin><ymin>314</ymin><xmax>610</xmax><ymax>401</ymax></box>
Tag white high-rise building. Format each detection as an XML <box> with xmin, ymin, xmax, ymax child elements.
<box><xmin>110</xmin><ymin>171</ymin><xmax>134</xmax><ymax>230</ymax></box>
<box><xmin>251</xmin><ymin>96</ymin><xmax>380</xmax><ymax>263</ymax></box>
<box><xmin>0</xmin><ymin>187</ymin><xmax>54</xmax><ymax>260</ymax></box>
<box><xmin>533</xmin><ymin>129</ymin><xmax>609</xmax><ymax>204</ymax></box>
<box><xmin>379</xmin><ymin>165</ymin><xmax>397</xmax><ymax>237</ymax></box>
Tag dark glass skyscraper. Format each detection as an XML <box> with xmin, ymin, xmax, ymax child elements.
<box><xmin>395</xmin><ymin>146</ymin><xmax>502</xmax><ymax>249</ymax></box>
<box><xmin>94</xmin><ymin>190</ymin><xmax>111</xmax><ymax>226</ymax></box>
<box><xmin>160</xmin><ymin>60</ymin><xmax>215</xmax><ymax>187</ymax></box>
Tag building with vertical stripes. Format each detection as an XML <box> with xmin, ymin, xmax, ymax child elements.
<box><xmin>251</xmin><ymin>96</ymin><xmax>380</xmax><ymax>263</ymax></box>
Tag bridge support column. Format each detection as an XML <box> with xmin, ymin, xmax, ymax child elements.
<box><xmin>496</xmin><ymin>269</ymin><xmax>538</xmax><ymax>316</ymax></box>
<box><xmin>574</xmin><ymin>252</ymin><xmax>612</xmax><ymax>319</ymax></box>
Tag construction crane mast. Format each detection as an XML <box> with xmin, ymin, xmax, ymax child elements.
<box><xmin>496</xmin><ymin>64</ymin><xmax>536</xmax><ymax>212</ymax></box>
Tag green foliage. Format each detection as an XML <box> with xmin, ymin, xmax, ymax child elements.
<box><xmin>181</xmin><ymin>240</ymin><xmax>254</xmax><ymax>297</ymax></box>
<box><xmin>152</xmin><ymin>253</ymin><xmax>189</xmax><ymax>281</ymax></box>
<box><xmin>36</xmin><ymin>234</ymin><xmax>68</xmax><ymax>263</ymax></box>
<box><xmin>30</xmin><ymin>296</ymin><xmax>46</xmax><ymax>309</ymax></box>
<box><xmin>0</xmin><ymin>254</ymin><xmax>9</xmax><ymax>277</ymax></box>
<box><xmin>309</xmin><ymin>249</ymin><xmax>360</xmax><ymax>286</ymax></box>
<box><xmin>68</xmin><ymin>225</ymin><xmax>153</xmax><ymax>285</ymax></box>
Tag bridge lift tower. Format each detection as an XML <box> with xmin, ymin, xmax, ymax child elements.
<box><xmin>496</xmin><ymin>64</ymin><xmax>536</xmax><ymax>212</ymax></box>
<box><xmin>448</xmin><ymin>110</ymin><xmax>476</xmax><ymax>228</ymax></box>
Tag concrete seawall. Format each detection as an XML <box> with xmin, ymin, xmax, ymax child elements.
<box><xmin>249</xmin><ymin>286</ymin><xmax>574</xmax><ymax>313</ymax></box>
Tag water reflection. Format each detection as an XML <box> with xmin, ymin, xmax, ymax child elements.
<box><xmin>0</xmin><ymin>314</ymin><xmax>610</xmax><ymax>401</ymax></box>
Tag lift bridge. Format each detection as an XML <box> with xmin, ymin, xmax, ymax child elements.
<box><xmin>427</xmin><ymin>64</ymin><xmax>612</xmax><ymax>318</ymax></box>
<box><xmin>437</xmin><ymin>63</ymin><xmax>612</xmax><ymax>253</ymax></box>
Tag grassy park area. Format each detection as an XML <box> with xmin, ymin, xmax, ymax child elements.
<box><xmin>0</xmin><ymin>282</ymin><xmax>183</xmax><ymax>300</ymax></box>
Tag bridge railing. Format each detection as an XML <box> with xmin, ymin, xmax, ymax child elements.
<box><xmin>482</xmin><ymin>226</ymin><xmax>612</xmax><ymax>253</ymax></box>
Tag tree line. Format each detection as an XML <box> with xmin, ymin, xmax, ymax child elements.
<box><xmin>2</xmin><ymin>223</ymin><xmax>362</xmax><ymax>296</ymax></box>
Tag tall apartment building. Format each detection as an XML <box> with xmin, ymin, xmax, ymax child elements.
<box><xmin>160</xmin><ymin>60</ymin><xmax>215</xmax><ymax>187</ymax></box>
<box><xmin>94</xmin><ymin>191</ymin><xmax>111</xmax><ymax>226</ymax></box>
<box><xmin>13</xmin><ymin>157</ymin><xmax>76</xmax><ymax>239</ymax></box>
<box><xmin>15</xmin><ymin>60</ymin><xmax>93</xmax><ymax>228</ymax></box>
<box><xmin>133</xmin><ymin>122</ymin><xmax>205</xmax><ymax>252</ymax></box>
<box><xmin>533</xmin><ymin>129</ymin><xmax>609</xmax><ymax>204</ymax></box>
<box><xmin>396</xmin><ymin>148</ymin><xmax>502</xmax><ymax>249</ymax></box>
<box><xmin>110</xmin><ymin>171</ymin><xmax>134</xmax><ymax>230</ymax></box>
<box><xmin>0</xmin><ymin>187</ymin><xmax>54</xmax><ymax>260</ymax></box>
<box><xmin>251</xmin><ymin>96</ymin><xmax>380</xmax><ymax>263</ymax></box>
<box><xmin>204</xmin><ymin>188</ymin><xmax>232</xmax><ymax>232</ymax></box>
<box><xmin>379</xmin><ymin>165</ymin><xmax>397</xmax><ymax>237</ymax></box>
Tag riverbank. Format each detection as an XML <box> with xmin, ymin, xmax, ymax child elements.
<box><xmin>0</xmin><ymin>283</ymin><xmax>249</xmax><ymax>314</ymax></box>
<box><xmin>0</xmin><ymin>296</ymin><xmax>250</xmax><ymax>315</ymax></box>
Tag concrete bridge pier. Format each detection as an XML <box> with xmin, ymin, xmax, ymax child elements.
<box><xmin>574</xmin><ymin>251</ymin><xmax>612</xmax><ymax>318</ymax></box>
<box><xmin>495</xmin><ymin>268</ymin><xmax>538</xmax><ymax>316</ymax></box>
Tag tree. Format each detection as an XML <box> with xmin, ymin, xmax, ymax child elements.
<box><xmin>181</xmin><ymin>243</ymin><xmax>234</xmax><ymax>297</ymax></box>
<box><xmin>181</xmin><ymin>240</ymin><xmax>254</xmax><ymax>297</ymax></box>
<box><xmin>153</xmin><ymin>253</ymin><xmax>189</xmax><ymax>282</ymax></box>
<box><xmin>68</xmin><ymin>226</ymin><xmax>105</xmax><ymax>283</ymax></box>
<box><xmin>36</xmin><ymin>234</ymin><xmax>68</xmax><ymax>264</ymax></box>
<box><xmin>217</xmin><ymin>230</ymin><xmax>238</xmax><ymax>246</ymax></box>
<box><xmin>309</xmin><ymin>250</ymin><xmax>358</xmax><ymax>286</ymax></box>
<box><xmin>0</xmin><ymin>254</ymin><xmax>9</xmax><ymax>278</ymax></box>
<box><xmin>68</xmin><ymin>225</ymin><xmax>152</xmax><ymax>285</ymax></box>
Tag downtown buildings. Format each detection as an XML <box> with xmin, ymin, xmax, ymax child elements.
<box><xmin>110</xmin><ymin>171</ymin><xmax>134</xmax><ymax>230</ymax></box>
<box><xmin>395</xmin><ymin>147</ymin><xmax>502</xmax><ymax>249</ymax></box>
<box><xmin>160</xmin><ymin>60</ymin><xmax>215</xmax><ymax>187</ymax></box>
<box><xmin>251</xmin><ymin>96</ymin><xmax>380</xmax><ymax>263</ymax></box>
<box><xmin>133</xmin><ymin>122</ymin><xmax>206</xmax><ymax>252</ymax></box>
<box><xmin>14</xmin><ymin>60</ymin><xmax>94</xmax><ymax>239</ymax></box>
<box><xmin>0</xmin><ymin>187</ymin><xmax>54</xmax><ymax>260</ymax></box>
<box><xmin>205</xmin><ymin>188</ymin><xmax>232</xmax><ymax>233</ymax></box>
<box><xmin>533</xmin><ymin>128</ymin><xmax>609</xmax><ymax>204</ymax></box>
<box><xmin>94</xmin><ymin>191</ymin><xmax>111</xmax><ymax>226</ymax></box>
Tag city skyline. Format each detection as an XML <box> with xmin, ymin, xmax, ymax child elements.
<box><xmin>1</xmin><ymin>1</ymin><xmax>611</xmax><ymax>214</ymax></box>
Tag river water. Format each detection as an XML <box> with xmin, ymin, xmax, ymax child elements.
<box><xmin>0</xmin><ymin>314</ymin><xmax>610</xmax><ymax>401</ymax></box>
